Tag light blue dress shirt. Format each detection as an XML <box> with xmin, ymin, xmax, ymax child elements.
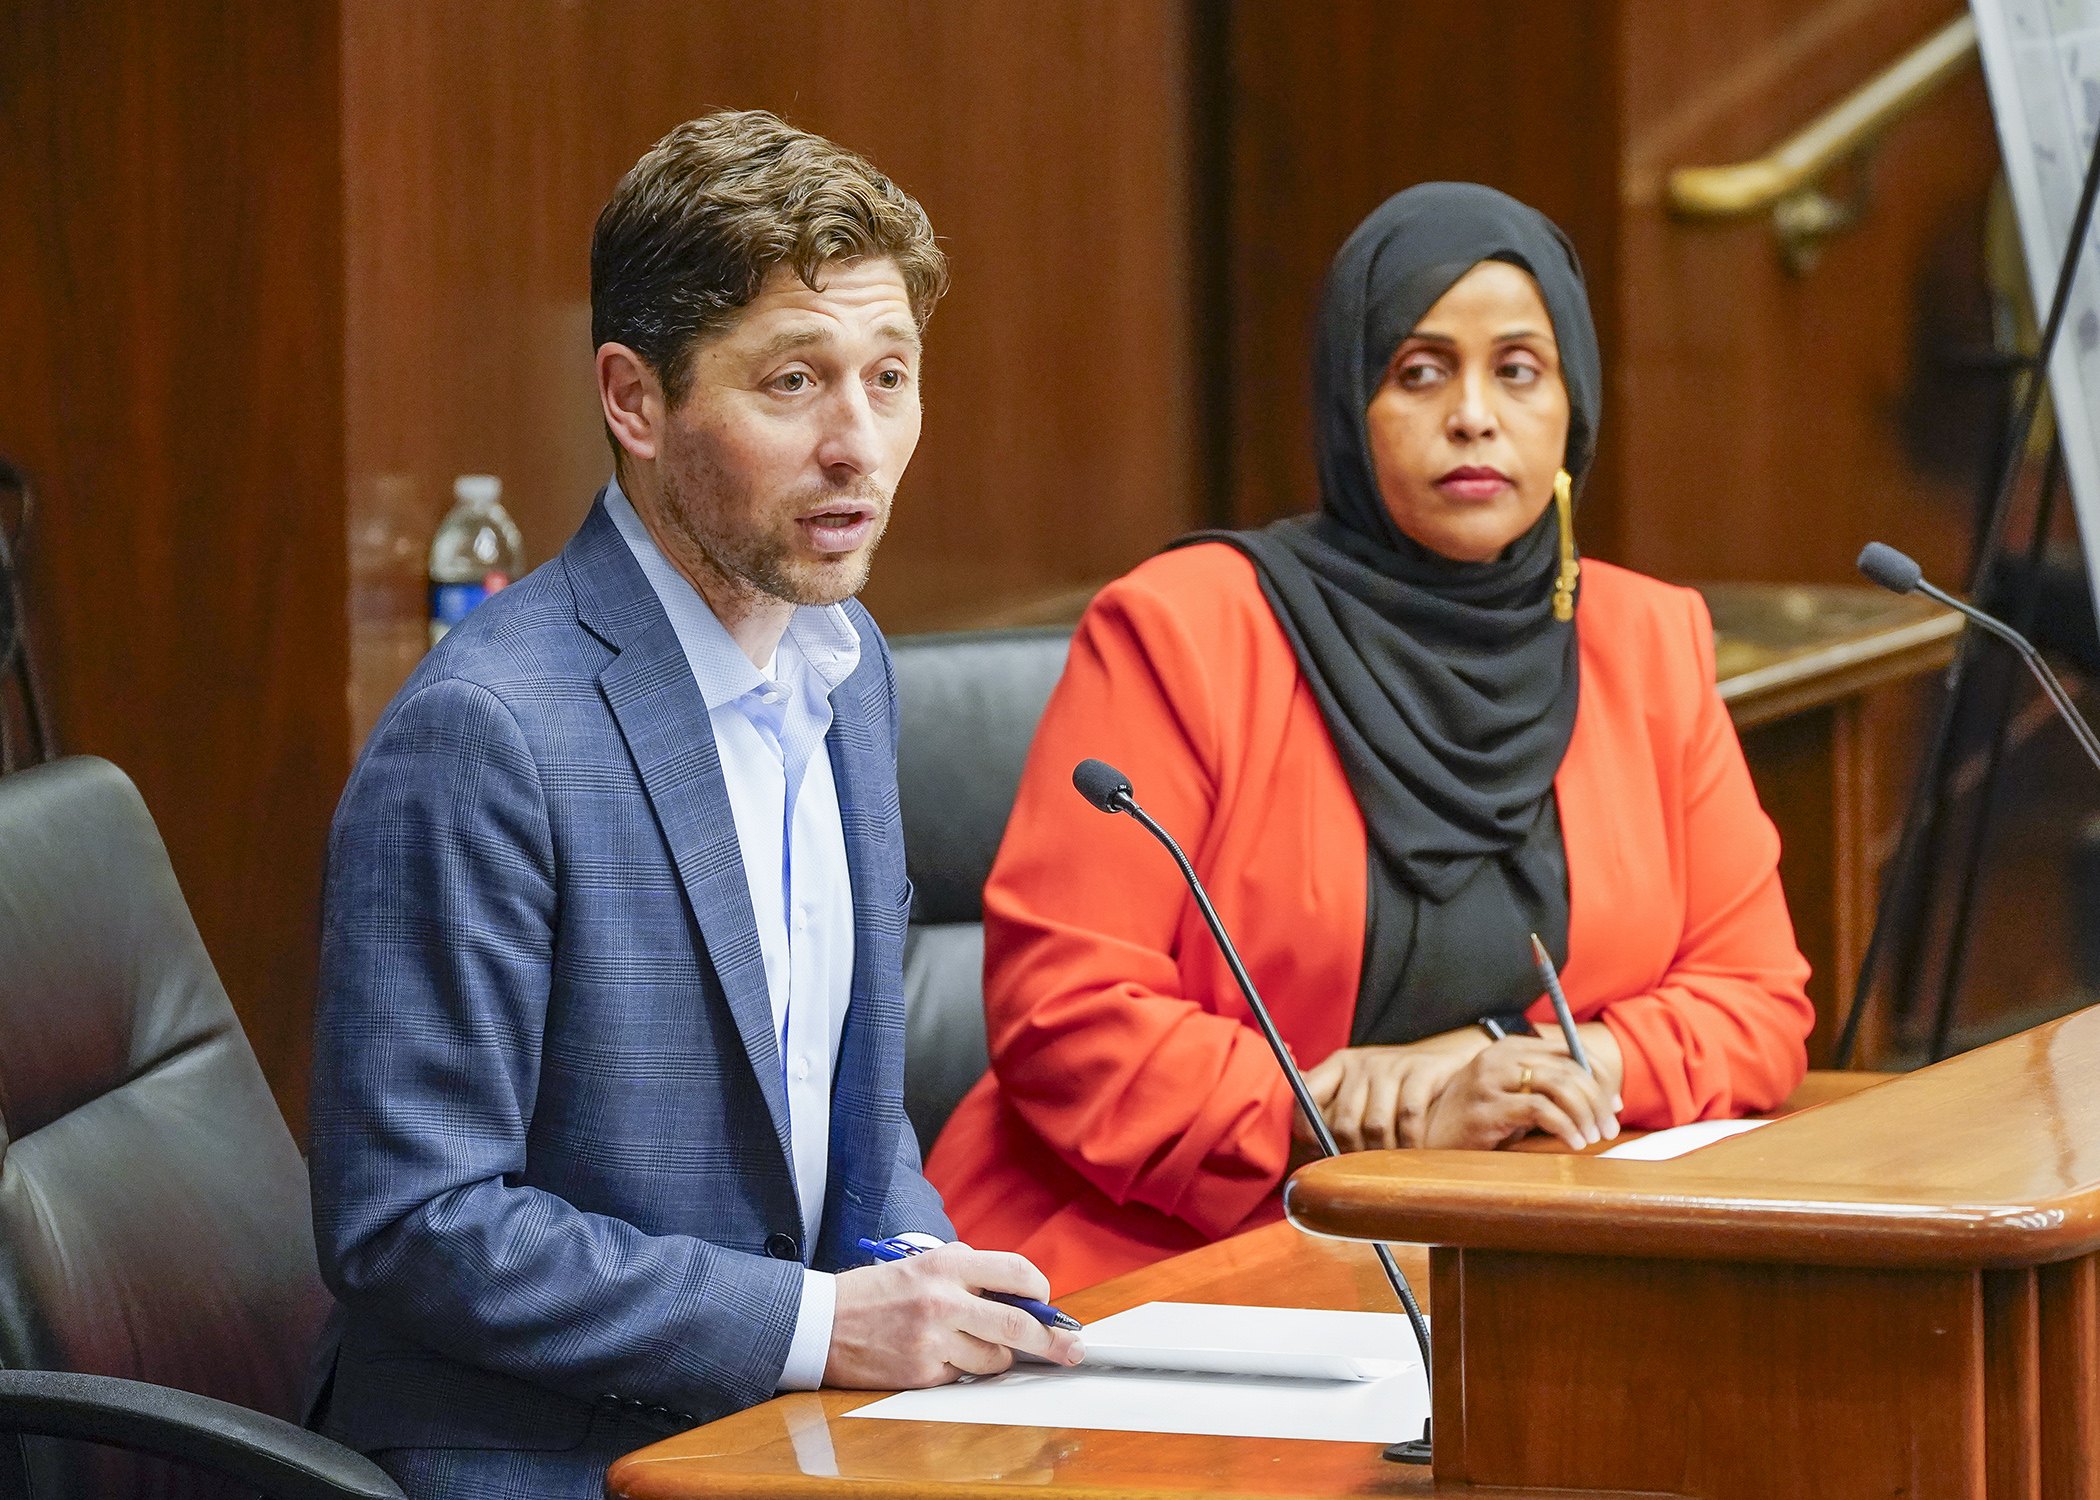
<box><xmin>604</xmin><ymin>479</ymin><xmax>860</xmax><ymax>1391</ymax></box>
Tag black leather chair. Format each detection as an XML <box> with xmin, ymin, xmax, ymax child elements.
<box><xmin>891</xmin><ymin>627</ymin><xmax>1073</xmax><ymax>1156</ymax></box>
<box><xmin>0</xmin><ymin>757</ymin><xmax>400</xmax><ymax>1499</ymax></box>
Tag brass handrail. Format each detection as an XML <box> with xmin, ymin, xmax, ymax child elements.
<box><xmin>1666</xmin><ymin>13</ymin><xmax>1978</xmax><ymax>271</ymax></box>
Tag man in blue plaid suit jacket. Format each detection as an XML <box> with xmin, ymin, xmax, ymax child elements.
<box><xmin>310</xmin><ymin>113</ymin><xmax>1079</xmax><ymax>1499</ymax></box>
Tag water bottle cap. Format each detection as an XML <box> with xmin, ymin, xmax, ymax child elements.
<box><xmin>453</xmin><ymin>474</ymin><xmax>501</xmax><ymax>504</ymax></box>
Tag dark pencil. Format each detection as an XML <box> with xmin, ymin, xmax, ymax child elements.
<box><xmin>1529</xmin><ymin>932</ymin><xmax>1593</xmax><ymax>1076</ymax></box>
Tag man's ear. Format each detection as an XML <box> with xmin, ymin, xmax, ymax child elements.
<box><xmin>597</xmin><ymin>343</ymin><xmax>663</xmax><ymax>465</ymax></box>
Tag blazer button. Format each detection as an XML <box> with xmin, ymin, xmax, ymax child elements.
<box><xmin>765</xmin><ymin>1233</ymin><xmax>801</xmax><ymax>1260</ymax></box>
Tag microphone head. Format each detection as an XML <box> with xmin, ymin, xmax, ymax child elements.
<box><xmin>1858</xmin><ymin>542</ymin><xmax>1924</xmax><ymax>596</ymax></box>
<box><xmin>1072</xmin><ymin>758</ymin><xmax>1134</xmax><ymax>813</ymax></box>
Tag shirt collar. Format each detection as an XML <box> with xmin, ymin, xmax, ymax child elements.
<box><xmin>601</xmin><ymin>477</ymin><xmax>862</xmax><ymax>708</ymax></box>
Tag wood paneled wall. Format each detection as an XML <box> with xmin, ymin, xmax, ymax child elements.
<box><xmin>0</xmin><ymin>2</ymin><xmax>347</xmax><ymax>1129</ymax></box>
<box><xmin>343</xmin><ymin>0</ymin><xmax>1200</xmax><ymax>742</ymax></box>
<box><xmin>1613</xmin><ymin>0</ymin><xmax>1999</xmax><ymax>589</ymax></box>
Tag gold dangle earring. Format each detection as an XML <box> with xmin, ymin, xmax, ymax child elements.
<box><xmin>1551</xmin><ymin>468</ymin><xmax>1580</xmax><ymax>622</ymax></box>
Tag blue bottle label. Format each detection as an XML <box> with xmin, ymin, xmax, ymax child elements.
<box><xmin>430</xmin><ymin>581</ymin><xmax>489</xmax><ymax>626</ymax></box>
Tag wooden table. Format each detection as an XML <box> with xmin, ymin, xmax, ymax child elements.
<box><xmin>1702</xmin><ymin>582</ymin><xmax>1961</xmax><ymax>730</ymax></box>
<box><xmin>607</xmin><ymin>1073</ymin><xmax>1890</xmax><ymax>1500</ymax></box>
<box><xmin>610</xmin><ymin>1223</ymin><xmax>1453</xmax><ymax>1500</ymax></box>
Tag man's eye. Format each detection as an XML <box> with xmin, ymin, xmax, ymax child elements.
<box><xmin>875</xmin><ymin>369</ymin><xmax>903</xmax><ymax>390</ymax></box>
<box><xmin>777</xmin><ymin>372</ymin><xmax>809</xmax><ymax>392</ymax></box>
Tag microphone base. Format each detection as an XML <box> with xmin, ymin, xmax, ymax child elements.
<box><xmin>1383</xmin><ymin>1420</ymin><xmax>1432</xmax><ymax>1465</ymax></box>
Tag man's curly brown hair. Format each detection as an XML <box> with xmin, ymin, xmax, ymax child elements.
<box><xmin>591</xmin><ymin>110</ymin><xmax>948</xmax><ymax>418</ymax></box>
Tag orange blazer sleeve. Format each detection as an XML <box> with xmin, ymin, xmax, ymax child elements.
<box><xmin>977</xmin><ymin>563</ymin><xmax>1347</xmax><ymax>1242</ymax></box>
<box><xmin>1576</xmin><ymin>584</ymin><xmax>1814</xmax><ymax>1125</ymax></box>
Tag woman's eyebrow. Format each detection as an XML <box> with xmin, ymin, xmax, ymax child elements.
<box><xmin>1399</xmin><ymin>328</ymin><xmax>1554</xmax><ymax>347</ymax></box>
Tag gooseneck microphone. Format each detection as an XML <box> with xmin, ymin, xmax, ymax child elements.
<box><xmin>1857</xmin><ymin>543</ymin><xmax>2100</xmax><ymax>773</ymax></box>
<box><xmin>1072</xmin><ymin>758</ymin><xmax>1434</xmax><ymax>1464</ymax></box>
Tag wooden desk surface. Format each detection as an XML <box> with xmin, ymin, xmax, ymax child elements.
<box><xmin>608</xmin><ymin>1224</ymin><xmax>1456</xmax><ymax>1500</ymax></box>
<box><xmin>608</xmin><ymin>1074</ymin><xmax>1888</xmax><ymax>1500</ymax></box>
<box><xmin>1695</xmin><ymin>582</ymin><xmax>1960</xmax><ymax>729</ymax></box>
<box><xmin>1292</xmin><ymin>1010</ymin><xmax>2100</xmax><ymax>1268</ymax></box>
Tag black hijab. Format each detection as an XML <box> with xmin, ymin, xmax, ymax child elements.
<box><xmin>1172</xmin><ymin>183</ymin><xmax>1603</xmax><ymax>1045</ymax></box>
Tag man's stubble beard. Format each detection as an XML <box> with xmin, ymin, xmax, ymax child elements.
<box><xmin>656</xmin><ymin>426</ymin><xmax>891</xmax><ymax>611</ymax></box>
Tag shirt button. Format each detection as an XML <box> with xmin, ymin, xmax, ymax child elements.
<box><xmin>793</xmin><ymin>1056</ymin><xmax>811</xmax><ymax>1081</ymax></box>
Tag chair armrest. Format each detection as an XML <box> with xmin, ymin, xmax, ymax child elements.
<box><xmin>0</xmin><ymin>1370</ymin><xmax>402</xmax><ymax>1500</ymax></box>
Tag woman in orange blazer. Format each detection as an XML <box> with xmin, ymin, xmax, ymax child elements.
<box><xmin>926</xmin><ymin>184</ymin><xmax>1814</xmax><ymax>1297</ymax></box>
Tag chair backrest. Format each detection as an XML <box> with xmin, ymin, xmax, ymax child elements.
<box><xmin>0</xmin><ymin>757</ymin><xmax>330</xmax><ymax>1497</ymax></box>
<box><xmin>890</xmin><ymin>628</ymin><xmax>1073</xmax><ymax>1155</ymax></box>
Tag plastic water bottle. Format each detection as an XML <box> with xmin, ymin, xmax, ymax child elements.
<box><xmin>428</xmin><ymin>474</ymin><xmax>524</xmax><ymax>647</ymax></box>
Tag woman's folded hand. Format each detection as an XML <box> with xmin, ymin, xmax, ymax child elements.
<box><xmin>1421</xmin><ymin>1036</ymin><xmax>1619</xmax><ymax>1152</ymax></box>
<box><xmin>1296</xmin><ymin>1026</ymin><xmax>1494</xmax><ymax>1153</ymax></box>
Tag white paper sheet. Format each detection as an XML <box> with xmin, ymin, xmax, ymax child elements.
<box><xmin>846</xmin><ymin>1303</ymin><xmax>1427</xmax><ymax>1443</ymax></box>
<box><xmin>1068</xmin><ymin>1301</ymin><xmax>1411</xmax><ymax>1381</ymax></box>
<box><xmin>1599</xmin><ymin>1117</ymin><xmax>1770</xmax><ymax>1160</ymax></box>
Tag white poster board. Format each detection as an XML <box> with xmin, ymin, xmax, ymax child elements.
<box><xmin>1972</xmin><ymin>0</ymin><xmax>2100</xmax><ymax>618</ymax></box>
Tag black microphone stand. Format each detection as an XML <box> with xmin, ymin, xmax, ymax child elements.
<box><xmin>1835</xmin><ymin>119</ymin><xmax>2100</xmax><ymax>1068</ymax></box>
<box><xmin>1900</xmin><ymin>564</ymin><xmax>2100</xmax><ymax>771</ymax></box>
<box><xmin>1083</xmin><ymin>769</ymin><xmax>1434</xmax><ymax>1465</ymax></box>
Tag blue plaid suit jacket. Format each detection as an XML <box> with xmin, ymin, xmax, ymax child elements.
<box><xmin>310</xmin><ymin>495</ymin><xmax>951</xmax><ymax>1456</ymax></box>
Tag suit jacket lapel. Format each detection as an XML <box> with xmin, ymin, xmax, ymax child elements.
<box><xmin>817</xmin><ymin>625</ymin><xmax>908</xmax><ymax>1259</ymax></box>
<box><xmin>567</xmin><ymin>498</ymin><xmax>794</xmax><ymax>1161</ymax></box>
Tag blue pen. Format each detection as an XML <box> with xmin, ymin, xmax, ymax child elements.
<box><xmin>857</xmin><ymin>1236</ymin><xmax>1083</xmax><ymax>1332</ymax></box>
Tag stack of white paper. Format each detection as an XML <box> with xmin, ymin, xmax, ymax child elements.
<box><xmin>846</xmin><ymin>1302</ymin><xmax>1427</xmax><ymax>1443</ymax></box>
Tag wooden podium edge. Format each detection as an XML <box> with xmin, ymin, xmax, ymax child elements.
<box><xmin>1286</xmin><ymin>1009</ymin><xmax>2100</xmax><ymax>1271</ymax></box>
<box><xmin>1283</xmin><ymin>1154</ymin><xmax>2100</xmax><ymax>1268</ymax></box>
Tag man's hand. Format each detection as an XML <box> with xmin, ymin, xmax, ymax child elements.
<box><xmin>1296</xmin><ymin>1025</ymin><xmax>1494</xmax><ymax>1153</ymax></box>
<box><xmin>823</xmin><ymin>1243</ymin><xmax>1086</xmax><ymax>1389</ymax></box>
<box><xmin>1421</xmin><ymin>1035</ymin><xmax>1618</xmax><ymax>1152</ymax></box>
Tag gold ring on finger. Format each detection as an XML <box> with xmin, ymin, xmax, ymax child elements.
<box><xmin>1518</xmin><ymin>1066</ymin><xmax>1534</xmax><ymax>1094</ymax></box>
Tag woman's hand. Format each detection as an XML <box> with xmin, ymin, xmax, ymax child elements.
<box><xmin>1295</xmin><ymin>1026</ymin><xmax>1492</xmax><ymax>1153</ymax></box>
<box><xmin>1557</xmin><ymin>1020</ymin><xmax>1624</xmax><ymax>1109</ymax></box>
<box><xmin>1421</xmin><ymin>1035</ymin><xmax>1618</xmax><ymax>1152</ymax></box>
